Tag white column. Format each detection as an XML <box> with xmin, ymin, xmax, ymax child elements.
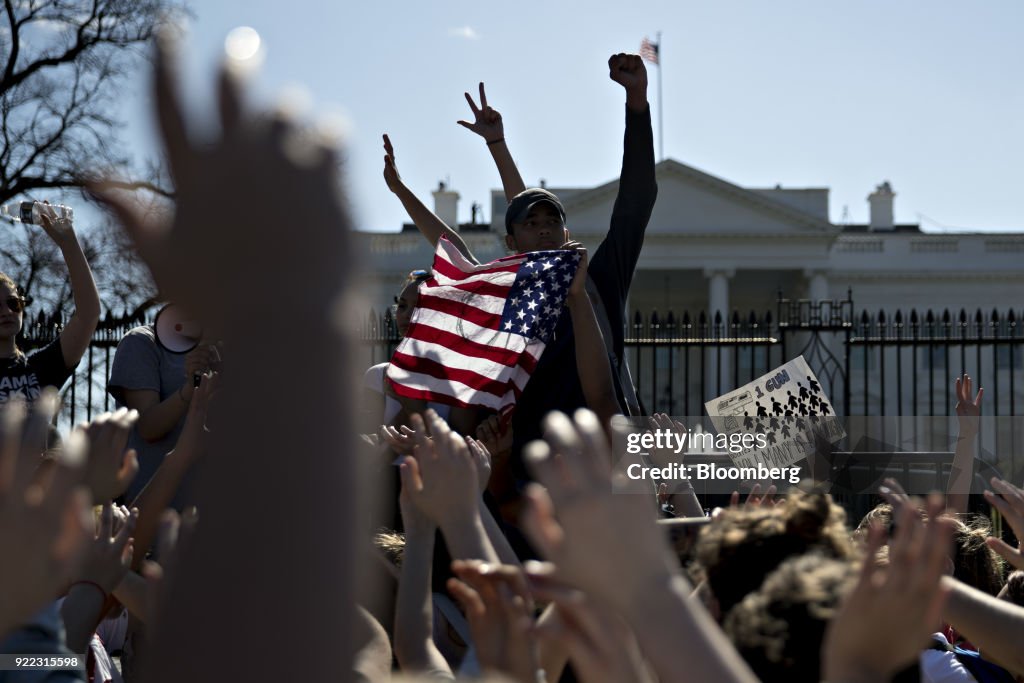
<box><xmin>708</xmin><ymin>270</ymin><xmax>730</xmax><ymax>319</ymax></box>
<box><xmin>703</xmin><ymin>268</ymin><xmax>734</xmax><ymax>398</ymax></box>
<box><xmin>807</xmin><ymin>270</ymin><xmax>829</xmax><ymax>302</ymax></box>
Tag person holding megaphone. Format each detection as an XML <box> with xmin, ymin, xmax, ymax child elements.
<box><xmin>107</xmin><ymin>302</ymin><xmax>219</xmax><ymax>505</ymax></box>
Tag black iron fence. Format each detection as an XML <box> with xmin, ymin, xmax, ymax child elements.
<box><xmin>19</xmin><ymin>308</ymin><xmax>151</xmax><ymax>428</ymax></box>
<box><xmin>360</xmin><ymin>291</ymin><xmax>1024</xmax><ymax>419</ymax></box>
<box><xmin>23</xmin><ymin>292</ymin><xmax>1024</xmax><ymax>452</ymax></box>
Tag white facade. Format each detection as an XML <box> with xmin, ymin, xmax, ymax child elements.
<box><xmin>355</xmin><ymin>159</ymin><xmax>1024</xmax><ymax>321</ymax></box>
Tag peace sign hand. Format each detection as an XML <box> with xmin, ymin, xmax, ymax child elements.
<box><xmin>456</xmin><ymin>82</ymin><xmax>505</xmax><ymax>144</ymax></box>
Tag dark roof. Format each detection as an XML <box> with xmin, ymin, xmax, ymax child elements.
<box><xmin>840</xmin><ymin>224</ymin><xmax>921</xmax><ymax>234</ymax></box>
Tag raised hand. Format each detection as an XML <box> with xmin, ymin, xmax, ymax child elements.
<box><xmin>608</xmin><ymin>53</ymin><xmax>648</xmax><ymax>107</ymax></box>
<box><xmin>522</xmin><ymin>409</ymin><xmax>673</xmax><ymax>610</ymax></box>
<box><xmin>475</xmin><ymin>413</ymin><xmax>512</xmax><ymax>462</ymax></box>
<box><xmin>448</xmin><ymin>560</ymin><xmax>539</xmax><ymax>683</ymax></box>
<box><xmin>399</xmin><ymin>410</ymin><xmax>480</xmax><ymax>528</ymax></box>
<box><xmin>984</xmin><ymin>478</ymin><xmax>1024</xmax><ymax>570</ymax></box>
<box><xmin>529</xmin><ymin>566</ymin><xmax>654</xmax><ymax>683</ymax></box>
<box><xmin>35</xmin><ymin>201</ymin><xmax>77</xmax><ymax>247</ymax></box>
<box><xmin>0</xmin><ymin>393</ymin><xmax>91</xmax><ymax>638</ymax></box>
<box><xmin>465</xmin><ymin>435</ymin><xmax>493</xmax><ymax>494</ymax></box>
<box><xmin>955</xmin><ymin>373</ymin><xmax>983</xmax><ymax>437</ymax></box>
<box><xmin>727</xmin><ymin>483</ymin><xmax>778</xmax><ymax>509</ymax></box>
<box><xmin>647</xmin><ymin>413</ymin><xmax>688</xmax><ymax>470</ymax></box>
<box><xmin>381</xmin><ymin>423</ymin><xmax>419</xmax><ymax>456</ymax></box>
<box><xmin>77</xmin><ymin>502</ymin><xmax>137</xmax><ymax>595</ymax></box>
<box><xmin>564</xmin><ymin>241</ymin><xmax>589</xmax><ymax>299</ymax></box>
<box><xmin>822</xmin><ymin>496</ymin><xmax>954</xmax><ymax>683</ymax></box>
<box><xmin>92</xmin><ymin>36</ymin><xmax>350</xmax><ymax>333</ymax></box>
<box><xmin>382</xmin><ymin>133</ymin><xmax>403</xmax><ymax>194</ymax></box>
<box><xmin>878</xmin><ymin>476</ymin><xmax>912</xmax><ymax>513</ymax></box>
<box><xmin>77</xmin><ymin>408</ymin><xmax>140</xmax><ymax>503</ymax></box>
<box><xmin>456</xmin><ymin>82</ymin><xmax>505</xmax><ymax>144</ymax></box>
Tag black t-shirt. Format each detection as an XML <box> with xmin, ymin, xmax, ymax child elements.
<box><xmin>0</xmin><ymin>338</ymin><xmax>74</xmax><ymax>404</ymax></box>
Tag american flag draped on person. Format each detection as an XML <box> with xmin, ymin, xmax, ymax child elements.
<box><xmin>386</xmin><ymin>237</ymin><xmax>581</xmax><ymax>417</ymax></box>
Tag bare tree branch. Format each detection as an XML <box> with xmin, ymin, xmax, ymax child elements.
<box><xmin>0</xmin><ymin>0</ymin><xmax>184</xmax><ymax>318</ymax></box>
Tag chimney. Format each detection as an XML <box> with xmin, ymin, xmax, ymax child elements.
<box><xmin>868</xmin><ymin>181</ymin><xmax>895</xmax><ymax>231</ymax></box>
<box><xmin>432</xmin><ymin>180</ymin><xmax>460</xmax><ymax>230</ymax></box>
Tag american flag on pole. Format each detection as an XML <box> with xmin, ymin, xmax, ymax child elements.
<box><xmin>640</xmin><ymin>36</ymin><xmax>659</xmax><ymax>64</ymax></box>
<box><xmin>386</xmin><ymin>237</ymin><xmax>581</xmax><ymax>416</ymax></box>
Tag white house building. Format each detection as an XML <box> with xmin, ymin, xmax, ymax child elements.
<box><xmin>356</xmin><ymin>160</ymin><xmax>1024</xmax><ymax>429</ymax></box>
<box><xmin>356</xmin><ymin>159</ymin><xmax>1024</xmax><ymax>321</ymax></box>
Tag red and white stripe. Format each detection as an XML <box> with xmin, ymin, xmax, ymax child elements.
<box><xmin>386</xmin><ymin>239</ymin><xmax>546</xmax><ymax>416</ymax></box>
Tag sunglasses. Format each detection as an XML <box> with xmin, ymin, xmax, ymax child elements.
<box><xmin>1</xmin><ymin>297</ymin><xmax>25</xmax><ymax>313</ymax></box>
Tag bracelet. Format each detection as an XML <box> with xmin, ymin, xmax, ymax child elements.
<box><xmin>486</xmin><ymin>138</ymin><xmax>505</xmax><ymax>146</ymax></box>
<box><xmin>70</xmin><ymin>580</ymin><xmax>107</xmax><ymax>602</ymax></box>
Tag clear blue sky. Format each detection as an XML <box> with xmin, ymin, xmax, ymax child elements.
<box><xmin>118</xmin><ymin>0</ymin><xmax>1024</xmax><ymax>233</ymax></box>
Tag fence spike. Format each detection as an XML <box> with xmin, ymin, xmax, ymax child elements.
<box><xmin>910</xmin><ymin>309</ymin><xmax>919</xmax><ymax>325</ymax></box>
<box><xmin>894</xmin><ymin>310</ymin><xmax>903</xmax><ymax>324</ymax></box>
<box><xmin>942</xmin><ymin>309</ymin><xmax>951</xmax><ymax>325</ymax></box>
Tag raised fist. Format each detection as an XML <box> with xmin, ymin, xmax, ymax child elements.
<box><xmin>608</xmin><ymin>53</ymin><xmax>648</xmax><ymax>94</ymax></box>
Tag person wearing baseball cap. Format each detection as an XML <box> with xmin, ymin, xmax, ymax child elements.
<box><xmin>384</xmin><ymin>53</ymin><xmax>657</xmax><ymax>474</ymax></box>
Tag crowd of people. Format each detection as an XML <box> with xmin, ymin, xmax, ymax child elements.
<box><xmin>2</xmin><ymin>33</ymin><xmax>1024</xmax><ymax>683</ymax></box>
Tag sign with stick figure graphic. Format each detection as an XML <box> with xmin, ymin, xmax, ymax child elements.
<box><xmin>705</xmin><ymin>355</ymin><xmax>845</xmax><ymax>469</ymax></box>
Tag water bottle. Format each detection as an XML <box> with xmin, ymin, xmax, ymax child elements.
<box><xmin>0</xmin><ymin>201</ymin><xmax>73</xmax><ymax>225</ymax></box>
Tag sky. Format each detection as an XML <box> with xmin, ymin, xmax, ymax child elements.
<box><xmin>115</xmin><ymin>0</ymin><xmax>1024</xmax><ymax>233</ymax></box>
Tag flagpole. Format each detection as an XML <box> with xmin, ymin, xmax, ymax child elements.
<box><xmin>657</xmin><ymin>30</ymin><xmax>663</xmax><ymax>162</ymax></box>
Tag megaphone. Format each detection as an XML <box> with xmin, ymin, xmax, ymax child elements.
<box><xmin>154</xmin><ymin>303</ymin><xmax>202</xmax><ymax>354</ymax></box>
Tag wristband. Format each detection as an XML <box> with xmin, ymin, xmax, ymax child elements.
<box><xmin>70</xmin><ymin>580</ymin><xmax>108</xmax><ymax>602</ymax></box>
<box><xmin>486</xmin><ymin>138</ymin><xmax>505</xmax><ymax>146</ymax></box>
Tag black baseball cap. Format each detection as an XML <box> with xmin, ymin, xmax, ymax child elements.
<box><xmin>504</xmin><ymin>188</ymin><xmax>566</xmax><ymax>234</ymax></box>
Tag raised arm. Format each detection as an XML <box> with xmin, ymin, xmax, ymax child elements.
<box><xmin>404</xmin><ymin>411</ymin><xmax>499</xmax><ymax>564</ymax></box>
<box><xmin>948</xmin><ymin>373</ymin><xmax>982</xmax><ymax>513</ymax></box>
<box><xmin>382</xmin><ymin>133</ymin><xmax>478</xmax><ymax>264</ymax></box>
<box><xmin>37</xmin><ymin>204</ymin><xmax>100</xmax><ymax>369</ymax></box>
<box><xmin>128</xmin><ymin>373</ymin><xmax>214</xmax><ymax>568</ymax></box>
<box><xmin>564</xmin><ymin>243</ymin><xmax>620</xmax><ymax>432</ymax></box>
<box><xmin>942</xmin><ymin>576</ymin><xmax>1024</xmax><ymax>675</ymax></box>
<box><xmin>586</xmin><ymin>54</ymin><xmax>657</xmax><ymax>360</ymax></box>
<box><xmin>94</xmin><ymin>40</ymin><xmax>357</xmax><ymax>680</ymax></box>
<box><xmin>522</xmin><ymin>410</ymin><xmax>760</xmax><ymax>683</ymax></box>
<box><xmin>457</xmin><ymin>82</ymin><xmax>526</xmax><ymax>201</ymax></box>
<box><xmin>393</xmin><ymin>461</ymin><xmax>454</xmax><ymax>678</ymax></box>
